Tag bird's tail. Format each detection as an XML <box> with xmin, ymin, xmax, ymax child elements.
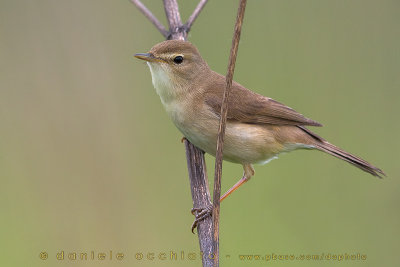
<box><xmin>298</xmin><ymin>126</ymin><xmax>385</xmax><ymax>178</ymax></box>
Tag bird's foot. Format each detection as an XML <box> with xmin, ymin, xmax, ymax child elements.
<box><xmin>191</xmin><ymin>204</ymin><xmax>213</xmax><ymax>233</ymax></box>
<box><xmin>181</xmin><ymin>137</ymin><xmax>187</xmax><ymax>143</ymax></box>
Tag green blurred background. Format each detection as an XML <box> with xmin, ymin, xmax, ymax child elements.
<box><xmin>1</xmin><ymin>0</ymin><xmax>399</xmax><ymax>266</ymax></box>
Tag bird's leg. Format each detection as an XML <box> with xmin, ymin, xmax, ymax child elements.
<box><xmin>220</xmin><ymin>176</ymin><xmax>247</xmax><ymax>202</ymax></box>
<box><xmin>220</xmin><ymin>164</ymin><xmax>255</xmax><ymax>202</ymax></box>
<box><xmin>191</xmin><ymin>164</ymin><xmax>255</xmax><ymax>233</ymax></box>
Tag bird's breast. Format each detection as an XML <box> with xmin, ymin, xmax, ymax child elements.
<box><xmin>164</xmin><ymin>100</ymin><xmax>284</xmax><ymax>165</ymax></box>
<box><xmin>165</xmin><ymin>100</ymin><xmax>219</xmax><ymax>147</ymax></box>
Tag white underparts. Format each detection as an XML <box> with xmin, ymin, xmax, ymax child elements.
<box><xmin>258</xmin><ymin>156</ymin><xmax>278</xmax><ymax>165</ymax></box>
<box><xmin>257</xmin><ymin>143</ymin><xmax>315</xmax><ymax>165</ymax></box>
<box><xmin>283</xmin><ymin>143</ymin><xmax>315</xmax><ymax>152</ymax></box>
<box><xmin>147</xmin><ymin>62</ymin><xmax>174</xmax><ymax>104</ymax></box>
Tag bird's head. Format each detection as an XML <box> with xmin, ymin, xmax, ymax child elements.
<box><xmin>135</xmin><ymin>40</ymin><xmax>209</xmax><ymax>100</ymax></box>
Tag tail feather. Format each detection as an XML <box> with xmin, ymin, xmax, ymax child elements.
<box><xmin>298</xmin><ymin>126</ymin><xmax>385</xmax><ymax>178</ymax></box>
<box><xmin>315</xmin><ymin>141</ymin><xmax>385</xmax><ymax>178</ymax></box>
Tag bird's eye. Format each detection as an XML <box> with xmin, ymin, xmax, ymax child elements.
<box><xmin>173</xmin><ymin>56</ymin><xmax>184</xmax><ymax>64</ymax></box>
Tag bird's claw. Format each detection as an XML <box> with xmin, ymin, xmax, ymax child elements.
<box><xmin>191</xmin><ymin>205</ymin><xmax>213</xmax><ymax>233</ymax></box>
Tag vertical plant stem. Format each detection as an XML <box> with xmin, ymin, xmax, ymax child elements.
<box><xmin>212</xmin><ymin>0</ymin><xmax>247</xmax><ymax>266</ymax></box>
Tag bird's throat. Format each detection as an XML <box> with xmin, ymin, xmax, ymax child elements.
<box><xmin>147</xmin><ymin>62</ymin><xmax>185</xmax><ymax>106</ymax></box>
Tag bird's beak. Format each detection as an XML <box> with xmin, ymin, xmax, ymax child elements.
<box><xmin>134</xmin><ymin>53</ymin><xmax>165</xmax><ymax>63</ymax></box>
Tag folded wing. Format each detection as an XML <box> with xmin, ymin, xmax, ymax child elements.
<box><xmin>204</xmin><ymin>74</ymin><xmax>322</xmax><ymax>127</ymax></box>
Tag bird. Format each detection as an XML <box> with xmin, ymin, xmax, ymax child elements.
<box><xmin>134</xmin><ymin>39</ymin><xmax>385</xmax><ymax>206</ymax></box>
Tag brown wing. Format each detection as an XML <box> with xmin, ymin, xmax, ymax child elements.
<box><xmin>204</xmin><ymin>72</ymin><xmax>322</xmax><ymax>127</ymax></box>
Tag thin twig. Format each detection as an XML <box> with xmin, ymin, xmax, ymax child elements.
<box><xmin>212</xmin><ymin>0</ymin><xmax>248</xmax><ymax>266</ymax></box>
<box><xmin>184</xmin><ymin>140</ymin><xmax>213</xmax><ymax>267</ymax></box>
<box><xmin>163</xmin><ymin>0</ymin><xmax>186</xmax><ymax>40</ymax></box>
<box><xmin>129</xmin><ymin>0</ymin><xmax>169</xmax><ymax>37</ymax></box>
<box><xmin>185</xmin><ymin>0</ymin><xmax>209</xmax><ymax>31</ymax></box>
<box><xmin>162</xmin><ymin>0</ymin><xmax>212</xmax><ymax>266</ymax></box>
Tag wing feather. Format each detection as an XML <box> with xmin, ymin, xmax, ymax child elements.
<box><xmin>204</xmin><ymin>73</ymin><xmax>321</xmax><ymax>127</ymax></box>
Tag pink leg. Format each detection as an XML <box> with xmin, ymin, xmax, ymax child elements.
<box><xmin>191</xmin><ymin>164</ymin><xmax>254</xmax><ymax>232</ymax></box>
<box><xmin>220</xmin><ymin>176</ymin><xmax>248</xmax><ymax>201</ymax></box>
<box><xmin>220</xmin><ymin>164</ymin><xmax>254</xmax><ymax>202</ymax></box>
